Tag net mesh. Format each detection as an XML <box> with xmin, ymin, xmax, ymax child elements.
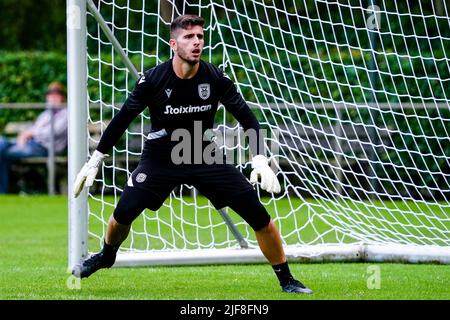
<box><xmin>85</xmin><ymin>0</ymin><xmax>450</xmax><ymax>255</ymax></box>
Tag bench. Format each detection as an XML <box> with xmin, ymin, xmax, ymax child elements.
<box><xmin>4</xmin><ymin>120</ymin><xmax>67</xmax><ymax>194</ymax></box>
<box><xmin>217</xmin><ymin>121</ymin><xmax>392</xmax><ymax>197</ymax></box>
<box><xmin>218</xmin><ymin>121</ymin><xmax>392</xmax><ymax>162</ymax></box>
<box><xmin>4</xmin><ymin>120</ymin><xmax>143</xmax><ymax>194</ymax></box>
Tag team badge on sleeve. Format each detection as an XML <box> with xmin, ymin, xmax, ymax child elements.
<box><xmin>198</xmin><ymin>83</ymin><xmax>210</xmax><ymax>100</ymax></box>
<box><xmin>136</xmin><ymin>173</ymin><xmax>147</xmax><ymax>183</ymax></box>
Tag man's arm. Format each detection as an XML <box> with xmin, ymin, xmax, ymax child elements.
<box><xmin>219</xmin><ymin>74</ymin><xmax>280</xmax><ymax>193</ymax></box>
<box><xmin>16</xmin><ymin>131</ymin><xmax>34</xmax><ymax>146</ymax></box>
<box><xmin>73</xmin><ymin>75</ymin><xmax>149</xmax><ymax>197</ymax></box>
<box><xmin>219</xmin><ymin>75</ymin><xmax>263</xmax><ymax>156</ymax></box>
<box><xmin>18</xmin><ymin>109</ymin><xmax>52</xmax><ymax>146</ymax></box>
<box><xmin>96</xmin><ymin>79</ymin><xmax>149</xmax><ymax>154</ymax></box>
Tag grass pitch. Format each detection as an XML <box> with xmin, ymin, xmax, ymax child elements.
<box><xmin>0</xmin><ymin>195</ymin><xmax>449</xmax><ymax>300</ymax></box>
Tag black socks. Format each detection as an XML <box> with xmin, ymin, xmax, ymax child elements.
<box><xmin>101</xmin><ymin>240</ymin><xmax>120</xmax><ymax>259</ymax></box>
<box><xmin>272</xmin><ymin>261</ymin><xmax>295</xmax><ymax>286</ymax></box>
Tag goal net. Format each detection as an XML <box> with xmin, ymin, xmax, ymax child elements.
<box><xmin>68</xmin><ymin>0</ymin><xmax>450</xmax><ymax>267</ymax></box>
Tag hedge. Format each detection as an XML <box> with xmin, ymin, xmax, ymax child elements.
<box><xmin>0</xmin><ymin>51</ymin><xmax>448</xmax><ymax>199</ymax></box>
<box><xmin>0</xmin><ymin>51</ymin><xmax>67</xmax><ymax>129</ymax></box>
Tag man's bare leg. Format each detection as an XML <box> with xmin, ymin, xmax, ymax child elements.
<box><xmin>255</xmin><ymin>220</ymin><xmax>286</xmax><ymax>265</ymax></box>
<box><xmin>105</xmin><ymin>215</ymin><xmax>131</xmax><ymax>246</ymax></box>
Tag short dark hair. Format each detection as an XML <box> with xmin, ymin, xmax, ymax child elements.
<box><xmin>46</xmin><ymin>81</ymin><xmax>65</xmax><ymax>96</ymax></box>
<box><xmin>170</xmin><ymin>14</ymin><xmax>204</xmax><ymax>38</ymax></box>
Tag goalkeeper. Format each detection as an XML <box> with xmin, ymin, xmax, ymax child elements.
<box><xmin>72</xmin><ymin>14</ymin><xmax>312</xmax><ymax>294</ymax></box>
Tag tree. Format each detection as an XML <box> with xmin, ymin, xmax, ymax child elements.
<box><xmin>0</xmin><ymin>0</ymin><xmax>66</xmax><ymax>51</ymax></box>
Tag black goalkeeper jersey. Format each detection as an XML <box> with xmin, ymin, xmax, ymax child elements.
<box><xmin>96</xmin><ymin>59</ymin><xmax>261</xmax><ymax>157</ymax></box>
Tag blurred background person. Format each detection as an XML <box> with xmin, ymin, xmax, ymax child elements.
<box><xmin>0</xmin><ymin>81</ymin><xmax>67</xmax><ymax>194</ymax></box>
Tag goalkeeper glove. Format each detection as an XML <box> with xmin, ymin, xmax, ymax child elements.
<box><xmin>250</xmin><ymin>155</ymin><xmax>281</xmax><ymax>193</ymax></box>
<box><xmin>73</xmin><ymin>150</ymin><xmax>107</xmax><ymax>198</ymax></box>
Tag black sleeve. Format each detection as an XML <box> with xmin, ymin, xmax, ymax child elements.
<box><xmin>96</xmin><ymin>75</ymin><xmax>149</xmax><ymax>154</ymax></box>
<box><xmin>219</xmin><ymin>74</ymin><xmax>264</xmax><ymax>156</ymax></box>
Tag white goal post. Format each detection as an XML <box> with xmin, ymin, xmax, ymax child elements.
<box><xmin>67</xmin><ymin>0</ymin><xmax>450</xmax><ymax>269</ymax></box>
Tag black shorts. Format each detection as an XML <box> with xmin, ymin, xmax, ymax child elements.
<box><xmin>113</xmin><ymin>160</ymin><xmax>271</xmax><ymax>230</ymax></box>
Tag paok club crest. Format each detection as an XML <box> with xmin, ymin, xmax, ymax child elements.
<box><xmin>136</xmin><ymin>173</ymin><xmax>147</xmax><ymax>183</ymax></box>
<box><xmin>198</xmin><ymin>83</ymin><xmax>210</xmax><ymax>100</ymax></box>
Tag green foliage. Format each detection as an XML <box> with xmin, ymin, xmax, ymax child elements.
<box><xmin>0</xmin><ymin>51</ymin><xmax>66</xmax><ymax>102</ymax></box>
<box><xmin>0</xmin><ymin>0</ymin><xmax>66</xmax><ymax>51</ymax></box>
<box><xmin>0</xmin><ymin>51</ymin><xmax>67</xmax><ymax>129</ymax></box>
<box><xmin>1</xmin><ymin>48</ymin><xmax>448</xmax><ymax>198</ymax></box>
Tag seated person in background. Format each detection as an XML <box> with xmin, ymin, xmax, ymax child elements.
<box><xmin>0</xmin><ymin>82</ymin><xmax>68</xmax><ymax>194</ymax></box>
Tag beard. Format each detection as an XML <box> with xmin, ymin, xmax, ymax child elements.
<box><xmin>177</xmin><ymin>46</ymin><xmax>201</xmax><ymax>65</ymax></box>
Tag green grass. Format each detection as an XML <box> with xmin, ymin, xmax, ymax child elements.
<box><xmin>0</xmin><ymin>195</ymin><xmax>449</xmax><ymax>300</ymax></box>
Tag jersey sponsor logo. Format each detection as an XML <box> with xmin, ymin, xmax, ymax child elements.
<box><xmin>138</xmin><ymin>75</ymin><xmax>146</xmax><ymax>84</ymax></box>
<box><xmin>164</xmin><ymin>104</ymin><xmax>212</xmax><ymax>114</ymax></box>
<box><xmin>136</xmin><ymin>173</ymin><xmax>147</xmax><ymax>183</ymax></box>
<box><xmin>198</xmin><ymin>83</ymin><xmax>210</xmax><ymax>100</ymax></box>
<box><xmin>165</xmin><ymin>88</ymin><xmax>172</xmax><ymax>98</ymax></box>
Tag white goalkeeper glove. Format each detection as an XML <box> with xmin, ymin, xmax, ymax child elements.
<box><xmin>250</xmin><ymin>155</ymin><xmax>281</xmax><ymax>193</ymax></box>
<box><xmin>73</xmin><ymin>150</ymin><xmax>107</xmax><ymax>198</ymax></box>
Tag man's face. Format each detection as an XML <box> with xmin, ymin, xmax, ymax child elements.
<box><xmin>170</xmin><ymin>25</ymin><xmax>204</xmax><ymax>65</ymax></box>
<box><xmin>46</xmin><ymin>92</ymin><xmax>65</xmax><ymax>106</ymax></box>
